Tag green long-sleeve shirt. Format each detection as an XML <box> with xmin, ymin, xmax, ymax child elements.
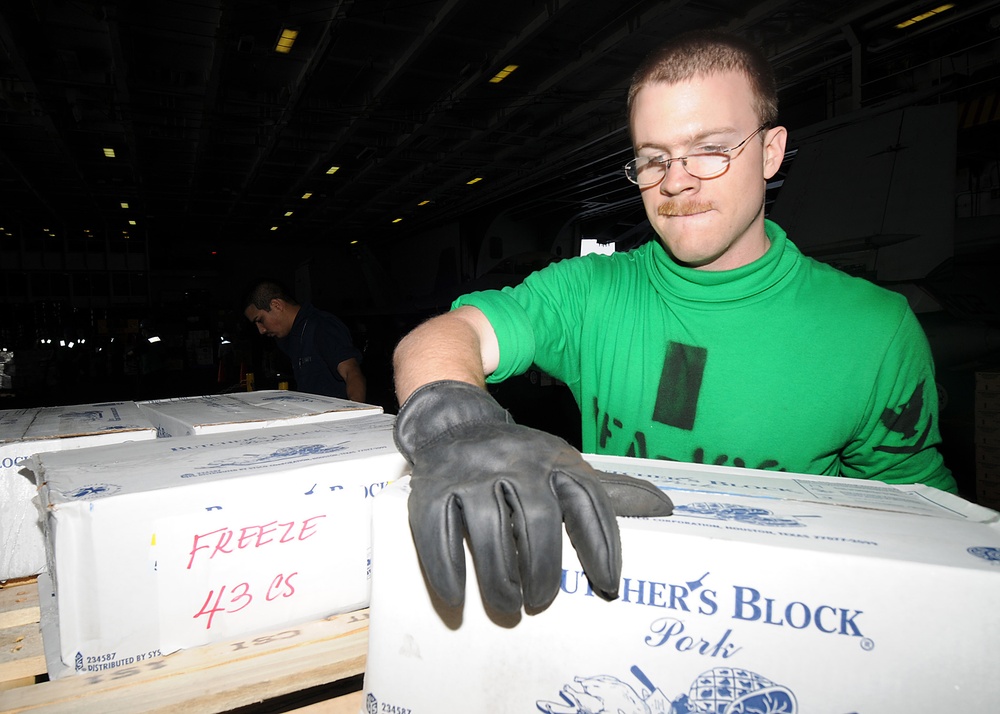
<box><xmin>455</xmin><ymin>220</ymin><xmax>956</xmax><ymax>492</ymax></box>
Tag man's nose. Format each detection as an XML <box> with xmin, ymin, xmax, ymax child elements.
<box><xmin>660</xmin><ymin>159</ymin><xmax>698</xmax><ymax>195</ymax></box>
<box><xmin>256</xmin><ymin>323</ymin><xmax>266</xmax><ymax>334</ymax></box>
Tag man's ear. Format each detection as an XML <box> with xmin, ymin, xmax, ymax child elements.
<box><xmin>762</xmin><ymin>125</ymin><xmax>787</xmax><ymax>180</ymax></box>
<box><xmin>269</xmin><ymin>298</ymin><xmax>282</xmax><ymax>313</ymax></box>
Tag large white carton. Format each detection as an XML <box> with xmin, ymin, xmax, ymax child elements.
<box><xmin>0</xmin><ymin>401</ymin><xmax>156</xmax><ymax>580</ymax></box>
<box><xmin>137</xmin><ymin>389</ymin><xmax>382</xmax><ymax>437</ymax></box>
<box><xmin>26</xmin><ymin>413</ymin><xmax>407</xmax><ymax>678</ymax></box>
<box><xmin>364</xmin><ymin>456</ymin><xmax>1000</xmax><ymax>712</ymax></box>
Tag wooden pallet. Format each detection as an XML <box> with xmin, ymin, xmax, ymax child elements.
<box><xmin>0</xmin><ymin>577</ymin><xmax>367</xmax><ymax>713</ymax></box>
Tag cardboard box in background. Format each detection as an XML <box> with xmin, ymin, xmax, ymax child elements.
<box><xmin>977</xmin><ymin>415</ymin><xmax>1000</xmax><ymax>449</ymax></box>
<box><xmin>364</xmin><ymin>457</ymin><xmax>1000</xmax><ymax>712</ymax></box>
<box><xmin>137</xmin><ymin>390</ymin><xmax>382</xmax><ymax>437</ymax></box>
<box><xmin>976</xmin><ymin>393</ymin><xmax>1000</xmax><ymax>414</ymax></box>
<box><xmin>26</xmin><ymin>413</ymin><xmax>407</xmax><ymax>678</ymax></box>
<box><xmin>977</xmin><ymin>443</ymin><xmax>1000</xmax><ymax>510</ymax></box>
<box><xmin>0</xmin><ymin>401</ymin><xmax>156</xmax><ymax>580</ymax></box>
<box><xmin>0</xmin><ymin>349</ymin><xmax>12</xmax><ymax>390</ymax></box>
<box><xmin>978</xmin><ymin>481</ymin><xmax>1000</xmax><ymax>507</ymax></box>
<box><xmin>976</xmin><ymin>371</ymin><xmax>1000</xmax><ymax>393</ymax></box>
<box><xmin>975</xmin><ymin>371</ymin><xmax>1000</xmax><ymax>509</ymax></box>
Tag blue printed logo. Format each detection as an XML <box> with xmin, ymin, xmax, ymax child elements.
<box><xmin>967</xmin><ymin>546</ymin><xmax>1000</xmax><ymax>564</ymax></box>
<box><xmin>675</xmin><ymin>502</ymin><xmax>807</xmax><ymax>528</ymax></box>
<box><xmin>59</xmin><ymin>410</ymin><xmax>104</xmax><ymax>421</ymax></box>
<box><xmin>536</xmin><ymin>665</ymin><xmax>796</xmax><ymax>713</ymax></box>
<box><xmin>207</xmin><ymin>443</ymin><xmax>347</xmax><ymax>468</ymax></box>
<box><xmin>68</xmin><ymin>483</ymin><xmax>121</xmax><ymax>500</ymax></box>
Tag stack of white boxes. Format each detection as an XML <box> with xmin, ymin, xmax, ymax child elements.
<box><xmin>0</xmin><ymin>401</ymin><xmax>157</xmax><ymax>581</ymax></box>
<box><xmin>976</xmin><ymin>371</ymin><xmax>1000</xmax><ymax>510</ymax></box>
<box><xmin>1</xmin><ymin>389</ymin><xmax>400</xmax><ymax>679</ymax></box>
<box><xmin>364</xmin><ymin>455</ymin><xmax>1000</xmax><ymax>712</ymax></box>
<box><xmin>137</xmin><ymin>389</ymin><xmax>382</xmax><ymax>437</ymax></box>
<box><xmin>27</xmin><ymin>413</ymin><xmax>407</xmax><ymax>678</ymax></box>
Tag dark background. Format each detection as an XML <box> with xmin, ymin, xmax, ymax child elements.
<box><xmin>1</xmin><ymin>0</ymin><xmax>999</xmax><ymax>499</ymax></box>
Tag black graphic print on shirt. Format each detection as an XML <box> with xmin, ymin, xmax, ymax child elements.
<box><xmin>653</xmin><ymin>341</ymin><xmax>708</xmax><ymax>431</ymax></box>
<box><xmin>874</xmin><ymin>379</ymin><xmax>933</xmax><ymax>455</ymax></box>
<box><xmin>592</xmin><ymin>341</ymin><xmax>788</xmax><ymax>471</ymax></box>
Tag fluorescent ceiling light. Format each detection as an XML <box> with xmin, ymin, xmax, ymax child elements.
<box><xmin>326</xmin><ymin>165</ymin><xmax>340</xmax><ymax>175</ymax></box>
<box><xmin>489</xmin><ymin>64</ymin><xmax>519</xmax><ymax>83</ymax></box>
<box><xmin>467</xmin><ymin>177</ymin><xmax>483</xmax><ymax>185</ymax></box>
<box><xmin>392</xmin><ymin>218</ymin><xmax>403</xmax><ymax>223</ymax></box>
<box><xmin>270</xmin><ymin>226</ymin><xmax>278</xmax><ymax>231</ymax></box>
<box><xmin>103</xmin><ymin>147</ymin><xmax>116</xmax><ymax>158</ymax></box>
<box><xmin>895</xmin><ymin>3</ymin><xmax>954</xmax><ymax>28</ymax></box>
<box><xmin>274</xmin><ymin>28</ymin><xmax>299</xmax><ymax>54</ymax></box>
<box><xmin>120</xmin><ymin>202</ymin><xmax>129</xmax><ymax>208</ymax></box>
<box><xmin>301</xmin><ymin>192</ymin><xmax>313</xmax><ymax>199</ymax></box>
<box><xmin>128</xmin><ymin>220</ymin><xmax>136</xmax><ymax>225</ymax></box>
<box><xmin>284</xmin><ymin>211</ymin><xmax>293</xmax><ymax>217</ymax></box>
<box><xmin>418</xmin><ymin>200</ymin><xmax>430</xmax><ymax>206</ymax></box>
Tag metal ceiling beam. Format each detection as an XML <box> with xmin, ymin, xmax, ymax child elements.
<box><xmin>227</xmin><ymin>1</ymin><xmax>350</xmax><ymax>219</ymax></box>
<box><xmin>0</xmin><ymin>6</ymin><xmax>100</xmax><ymax>224</ymax></box>
<box><xmin>184</xmin><ymin>0</ymin><xmax>229</xmax><ymax>214</ymax></box>
<box><xmin>304</xmin><ymin>0</ymin><xmax>587</xmax><ymax>207</ymax></box>
<box><xmin>333</xmin><ymin>0</ymin><xmax>696</xmax><ymax>236</ymax></box>
<box><xmin>106</xmin><ymin>4</ymin><xmax>147</xmax><ymax>214</ymax></box>
<box><xmin>282</xmin><ymin>0</ymin><xmax>471</xmax><ymax>210</ymax></box>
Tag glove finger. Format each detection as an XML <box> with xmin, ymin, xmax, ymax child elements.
<box><xmin>459</xmin><ymin>479</ymin><xmax>540</xmax><ymax>614</ymax></box>
<box><xmin>550</xmin><ymin>468</ymin><xmax>622</xmax><ymax>602</ymax></box>
<box><xmin>597</xmin><ymin>470</ymin><xmax>674</xmax><ymax>517</ymax></box>
<box><xmin>495</xmin><ymin>478</ymin><xmax>565</xmax><ymax>613</ymax></box>
<box><xmin>407</xmin><ymin>483</ymin><xmax>468</xmax><ymax>608</ymax></box>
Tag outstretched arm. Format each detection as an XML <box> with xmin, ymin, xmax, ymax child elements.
<box><xmin>390</xmin><ymin>304</ymin><xmax>673</xmax><ymax>615</ymax></box>
<box><xmin>393</xmin><ymin>305</ymin><xmax>499</xmax><ymax>403</ymax></box>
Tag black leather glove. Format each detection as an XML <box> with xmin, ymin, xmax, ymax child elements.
<box><xmin>394</xmin><ymin>380</ymin><xmax>674</xmax><ymax>614</ymax></box>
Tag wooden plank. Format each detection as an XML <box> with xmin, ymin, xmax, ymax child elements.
<box><xmin>0</xmin><ymin>578</ymin><xmax>40</xmax><ymax>629</ymax></box>
<box><xmin>0</xmin><ymin>578</ymin><xmax>45</xmax><ymax>687</ymax></box>
<box><xmin>0</xmin><ymin>609</ymin><xmax>369</xmax><ymax>713</ymax></box>
<box><xmin>0</xmin><ymin>622</ymin><xmax>46</xmax><ymax>686</ymax></box>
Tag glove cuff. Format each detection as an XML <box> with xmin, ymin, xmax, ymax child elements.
<box><xmin>394</xmin><ymin>380</ymin><xmax>511</xmax><ymax>461</ymax></box>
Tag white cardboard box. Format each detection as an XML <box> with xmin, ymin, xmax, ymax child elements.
<box><xmin>26</xmin><ymin>413</ymin><xmax>407</xmax><ymax>678</ymax></box>
<box><xmin>364</xmin><ymin>456</ymin><xmax>1000</xmax><ymax>712</ymax></box>
<box><xmin>137</xmin><ymin>389</ymin><xmax>382</xmax><ymax>437</ymax></box>
<box><xmin>0</xmin><ymin>401</ymin><xmax>156</xmax><ymax>580</ymax></box>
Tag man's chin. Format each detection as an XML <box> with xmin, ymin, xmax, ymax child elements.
<box><xmin>655</xmin><ymin>237</ymin><xmax>724</xmax><ymax>269</ymax></box>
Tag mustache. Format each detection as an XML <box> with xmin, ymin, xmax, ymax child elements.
<box><xmin>657</xmin><ymin>200</ymin><xmax>714</xmax><ymax>217</ymax></box>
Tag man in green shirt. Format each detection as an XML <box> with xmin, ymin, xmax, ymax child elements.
<box><xmin>391</xmin><ymin>30</ymin><xmax>955</xmax><ymax>617</ymax></box>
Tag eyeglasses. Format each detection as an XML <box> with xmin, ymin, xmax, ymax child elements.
<box><xmin>624</xmin><ymin>124</ymin><xmax>768</xmax><ymax>186</ymax></box>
